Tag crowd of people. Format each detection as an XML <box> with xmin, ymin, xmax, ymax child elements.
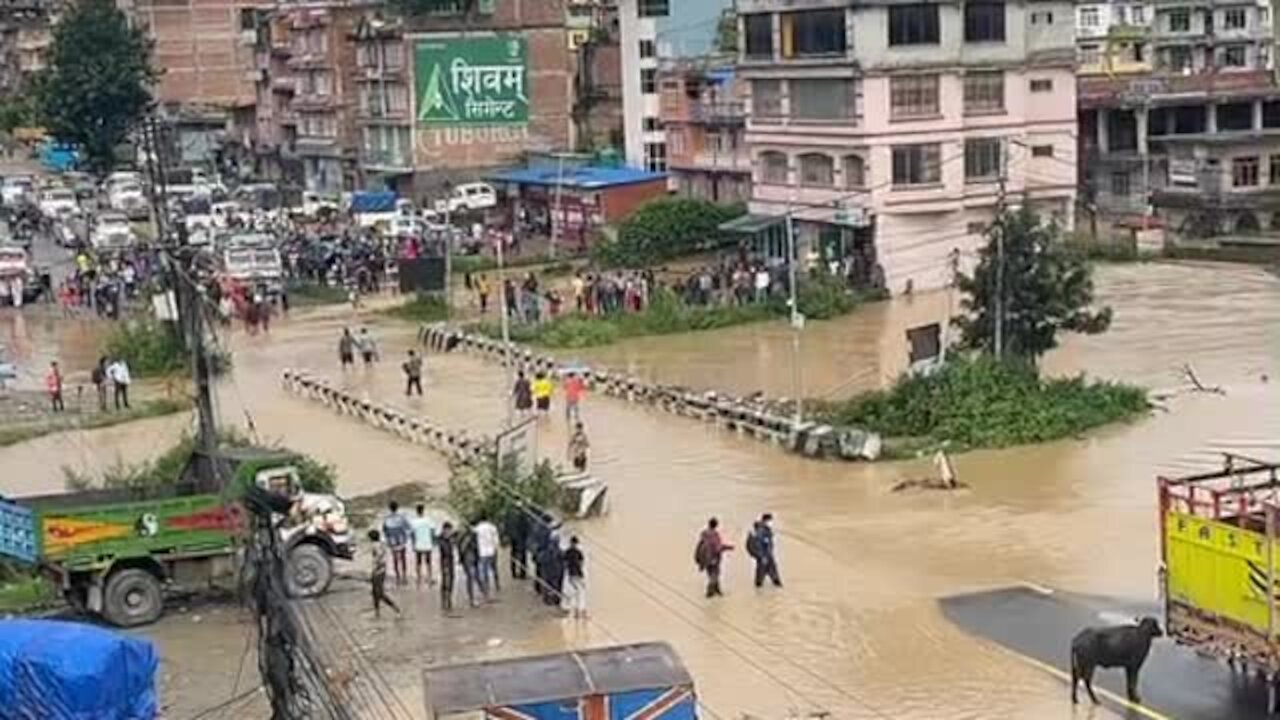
<box><xmin>56</xmin><ymin>247</ymin><xmax>160</xmax><ymax>320</ymax></box>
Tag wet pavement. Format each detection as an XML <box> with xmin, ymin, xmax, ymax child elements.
<box><xmin>3</xmin><ymin>261</ymin><xmax>1278</xmax><ymax>719</ymax></box>
<box><xmin>941</xmin><ymin>586</ymin><xmax>1274</xmax><ymax>720</ymax></box>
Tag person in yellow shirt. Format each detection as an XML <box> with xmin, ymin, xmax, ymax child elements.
<box><xmin>532</xmin><ymin>370</ymin><xmax>553</xmax><ymax>416</ymax></box>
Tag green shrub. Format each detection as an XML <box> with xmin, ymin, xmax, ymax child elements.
<box><xmin>595</xmin><ymin>199</ymin><xmax>745</xmax><ymax>267</ymax></box>
<box><xmin>383</xmin><ymin>294</ymin><xmax>449</xmax><ymax>322</ymax></box>
<box><xmin>448</xmin><ymin>459</ymin><xmax>568</xmax><ymax>525</ymax></box>
<box><xmin>821</xmin><ymin>355</ymin><xmax>1149</xmax><ymax>450</ymax></box>
<box><xmin>104</xmin><ymin>317</ymin><xmax>186</xmax><ymax>376</ymax></box>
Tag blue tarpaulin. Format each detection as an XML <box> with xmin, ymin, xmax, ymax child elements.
<box><xmin>349</xmin><ymin>190</ymin><xmax>397</xmax><ymax>213</ymax></box>
<box><xmin>0</xmin><ymin>619</ymin><xmax>158</xmax><ymax>720</ymax></box>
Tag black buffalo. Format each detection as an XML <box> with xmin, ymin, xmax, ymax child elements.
<box><xmin>1070</xmin><ymin>616</ymin><xmax>1163</xmax><ymax>705</ymax></box>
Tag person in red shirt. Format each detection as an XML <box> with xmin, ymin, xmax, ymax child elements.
<box><xmin>45</xmin><ymin>361</ymin><xmax>64</xmax><ymax>412</ymax></box>
<box><xmin>563</xmin><ymin>371</ymin><xmax>586</xmax><ymax>424</ymax></box>
<box><xmin>695</xmin><ymin>518</ymin><xmax>734</xmax><ymax>598</ymax></box>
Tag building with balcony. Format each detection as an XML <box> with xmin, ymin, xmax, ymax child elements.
<box><xmin>1077</xmin><ymin>0</ymin><xmax>1280</xmax><ymax>235</ymax></box>
<box><xmin>0</xmin><ymin>0</ymin><xmax>59</xmax><ymax>98</ymax></box>
<box><xmin>352</xmin><ymin>16</ymin><xmax>413</xmax><ymax>193</ymax></box>
<box><xmin>659</xmin><ymin>57</ymin><xmax>751</xmax><ymax>204</ymax></box>
<box><xmin>729</xmin><ymin>0</ymin><xmax>1077</xmax><ymax>294</ymax></box>
<box><xmin>618</xmin><ymin>0</ymin><xmax>731</xmax><ymax>171</ymax></box>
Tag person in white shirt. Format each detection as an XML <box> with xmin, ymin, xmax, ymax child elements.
<box><xmin>107</xmin><ymin>358</ymin><xmax>132</xmax><ymax>409</ymax></box>
<box><xmin>409</xmin><ymin>503</ymin><xmax>436</xmax><ymax>586</ymax></box>
<box><xmin>473</xmin><ymin>516</ymin><xmax>501</xmax><ymax>597</ymax></box>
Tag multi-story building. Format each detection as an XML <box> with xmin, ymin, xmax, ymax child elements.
<box><xmin>0</xmin><ymin>0</ymin><xmax>58</xmax><ymax>99</ymax></box>
<box><xmin>618</xmin><ymin>0</ymin><xmax>730</xmax><ymax>171</ymax></box>
<box><xmin>732</xmin><ymin>0</ymin><xmax>1077</xmax><ymax>293</ymax></box>
<box><xmin>1077</xmin><ymin>0</ymin><xmax>1280</xmax><ymax>235</ymax></box>
<box><xmin>659</xmin><ymin>57</ymin><xmax>751</xmax><ymax>203</ymax></box>
<box><xmin>254</xmin><ymin>3</ymin><xmax>367</xmax><ymax>194</ymax></box>
<box><xmin>351</xmin><ymin>15</ymin><xmax>413</xmax><ymax>193</ymax></box>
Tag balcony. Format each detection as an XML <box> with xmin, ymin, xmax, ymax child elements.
<box><xmin>357</xmin><ymin>63</ymin><xmax>405</xmax><ymax>81</ymax></box>
<box><xmin>691</xmin><ymin>101</ymin><xmax>746</xmax><ymax>126</ymax></box>
<box><xmin>292</xmin><ymin>93</ymin><xmax>338</xmax><ymax>110</ymax></box>
<box><xmin>287</xmin><ymin>53</ymin><xmax>329</xmax><ymax>70</ymax></box>
<box><xmin>272</xmin><ymin>75</ymin><xmax>298</xmax><ymax>94</ymax></box>
<box><xmin>362</xmin><ymin>148</ymin><xmax>412</xmax><ymax>171</ymax></box>
<box><xmin>671</xmin><ymin>152</ymin><xmax>752</xmax><ymax>173</ymax></box>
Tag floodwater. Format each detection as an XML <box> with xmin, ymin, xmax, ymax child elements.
<box><xmin>3</xmin><ymin>262</ymin><xmax>1279</xmax><ymax>719</ymax></box>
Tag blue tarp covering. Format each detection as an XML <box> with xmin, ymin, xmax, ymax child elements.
<box><xmin>0</xmin><ymin>620</ymin><xmax>159</xmax><ymax>720</ymax></box>
<box><xmin>350</xmin><ymin>190</ymin><xmax>397</xmax><ymax>213</ymax></box>
<box><xmin>487</xmin><ymin>166</ymin><xmax>667</xmax><ymax>190</ymax></box>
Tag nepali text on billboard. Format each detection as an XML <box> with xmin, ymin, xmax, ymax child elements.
<box><xmin>416</xmin><ymin>35</ymin><xmax>528</xmax><ymax>126</ymax></box>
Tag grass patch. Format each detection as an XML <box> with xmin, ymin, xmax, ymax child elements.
<box><xmin>381</xmin><ymin>294</ymin><xmax>450</xmax><ymax>323</ymax></box>
<box><xmin>104</xmin><ymin>317</ymin><xmax>230</xmax><ymax>378</ymax></box>
<box><xmin>816</xmin><ymin>355</ymin><xmax>1150</xmax><ymax>452</ymax></box>
<box><xmin>0</xmin><ymin>576</ymin><xmax>55</xmax><ymax>613</ymax></box>
<box><xmin>0</xmin><ymin>397</ymin><xmax>192</xmax><ymax>448</ymax></box>
<box><xmin>287</xmin><ymin>282</ymin><xmax>349</xmax><ymax>307</ymax></box>
<box><xmin>451</xmin><ymin>253</ymin><xmax>578</xmax><ymax>276</ymax></box>
<box><xmin>472</xmin><ymin>280</ymin><xmax>874</xmax><ymax>349</ymax></box>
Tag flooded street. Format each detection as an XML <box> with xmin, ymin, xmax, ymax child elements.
<box><xmin>4</xmin><ymin>262</ymin><xmax>1278</xmax><ymax>719</ymax></box>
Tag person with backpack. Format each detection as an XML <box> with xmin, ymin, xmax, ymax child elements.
<box><xmin>694</xmin><ymin>517</ymin><xmax>734</xmax><ymax>598</ymax></box>
<box><xmin>746</xmin><ymin>513</ymin><xmax>782</xmax><ymax>589</ymax></box>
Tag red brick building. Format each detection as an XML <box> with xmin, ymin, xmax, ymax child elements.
<box><xmin>658</xmin><ymin>57</ymin><xmax>750</xmax><ymax>205</ymax></box>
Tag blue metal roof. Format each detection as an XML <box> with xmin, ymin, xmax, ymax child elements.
<box><xmin>487</xmin><ymin>166</ymin><xmax>667</xmax><ymax>190</ymax></box>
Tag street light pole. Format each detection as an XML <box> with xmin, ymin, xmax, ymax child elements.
<box><xmin>784</xmin><ymin>204</ymin><xmax>803</xmax><ymax>429</ymax></box>
<box><xmin>495</xmin><ymin>228</ymin><xmax>514</xmax><ymax>427</ymax></box>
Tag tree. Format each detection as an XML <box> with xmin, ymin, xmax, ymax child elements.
<box><xmin>595</xmin><ymin>198</ymin><xmax>745</xmax><ymax>267</ymax></box>
<box><xmin>954</xmin><ymin>205</ymin><xmax>1112</xmax><ymax>362</ymax></box>
<box><xmin>715</xmin><ymin>9</ymin><xmax>738</xmax><ymax>54</ymax></box>
<box><xmin>38</xmin><ymin>0</ymin><xmax>155</xmax><ymax>173</ymax></box>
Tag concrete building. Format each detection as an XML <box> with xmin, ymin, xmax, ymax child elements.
<box><xmin>659</xmin><ymin>57</ymin><xmax>751</xmax><ymax>204</ymax></box>
<box><xmin>253</xmin><ymin>3</ymin><xmax>368</xmax><ymax>194</ymax></box>
<box><xmin>1076</xmin><ymin>0</ymin><xmax>1280</xmax><ymax>235</ymax></box>
<box><xmin>618</xmin><ymin>0</ymin><xmax>731</xmax><ymax>171</ymax></box>
<box><xmin>730</xmin><ymin>0</ymin><xmax>1078</xmax><ymax>293</ymax></box>
<box><xmin>351</xmin><ymin>15</ymin><xmax>413</xmax><ymax>193</ymax></box>
<box><xmin>0</xmin><ymin>0</ymin><xmax>59</xmax><ymax>99</ymax></box>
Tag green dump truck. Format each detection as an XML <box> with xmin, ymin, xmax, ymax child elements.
<box><xmin>0</xmin><ymin>447</ymin><xmax>354</xmax><ymax>627</ymax></box>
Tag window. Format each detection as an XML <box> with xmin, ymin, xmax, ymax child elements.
<box><xmin>1221</xmin><ymin>45</ymin><xmax>1247</xmax><ymax>68</ymax></box>
<box><xmin>1129</xmin><ymin>42</ymin><xmax>1146</xmax><ymax>62</ymax></box>
<box><xmin>1164</xmin><ymin>45</ymin><xmax>1193</xmax><ymax>71</ymax></box>
<box><xmin>889</xmin><ymin>4</ymin><xmax>940</xmax><ymax>46</ymax></box>
<box><xmin>385</xmin><ymin>43</ymin><xmax>404</xmax><ymax>69</ymax></box>
<box><xmin>668</xmin><ymin>129</ymin><xmax>685</xmax><ymax>155</ymax></box>
<box><xmin>791</xmin><ymin>78</ymin><xmax>856</xmax><ymax>121</ymax></box>
<box><xmin>638</xmin><ymin>0</ymin><xmax>669</xmax><ymax>18</ymax></box>
<box><xmin>965</xmin><ymin>138</ymin><xmax>1003</xmax><ymax>181</ymax></box>
<box><xmin>1030</xmin><ymin>11</ymin><xmax>1054</xmax><ymax>24</ymax></box>
<box><xmin>1110</xmin><ymin>171</ymin><xmax>1131</xmax><ymax>196</ymax></box>
<box><xmin>639</xmin><ymin>39</ymin><xmax>655</xmax><ymax>59</ymax></box>
<box><xmin>963</xmin><ymin>71</ymin><xmax>1004</xmax><ymax>113</ymax></box>
<box><xmin>388</xmin><ymin>84</ymin><xmax>408</xmax><ymax>113</ymax></box>
<box><xmin>641</xmin><ymin>68</ymin><xmax>656</xmax><ymax>94</ymax></box>
<box><xmin>643</xmin><ymin>116</ymin><xmax>661</xmax><ymax>132</ymax></box>
<box><xmin>1030</xmin><ymin>78</ymin><xmax>1053</xmax><ymax>93</ymax></box>
<box><xmin>1168</xmin><ymin>9</ymin><xmax>1190</xmax><ymax>32</ymax></box>
<box><xmin>1115</xmin><ymin>6</ymin><xmax>1127</xmax><ymax>24</ymax></box>
<box><xmin>644</xmin><ymin>142</ymin><xmax>667</xmax><ymax>172</ymax></box>
<box><xmin>1032</xmin><ymin>144</ymin><xmax>1054</xmax><ymax>157</ymax></box>
<box><xmin>1262</xmin><ymin>7</ymin><xmax>1271</xmax><ymax>25</ymax></box>
<box><xmin>1224</xmin><ymin>8</ymin><xmax>1247</xmax><ymax>29</ymax></box>
<box><xmin>843</xmin><ymin>155</ymin><xmax>866</xmax><ymax>188</ymax></box>
<box><xmin>965</xmin><ymin>2</ymin><xmax>1006</xmax><ymax>42</ymax></box>
<box><xmin>1131</xmin><ymin>6</ymin><xmax>1146</xmax><ymax>24</ymax></box>
<box><xmin>798</xmin><ymin>153</ymin><xmax>835</xmax><ymax>186</ymax></box>
<box><xmin>784</xmin><ymin>9</ymin><xmax>847</xmax><ymax>57</ymax></box>
<box><xmin>1261</xmin><ymin>45</ymin><xmax>1272</xmax><ymax>69</ymax></box>
<box><xmin>239</xmin><ymin>8</ymin><xmax>257</xmax><ymax>31</ymax></box>
<box><xmin>760</xmin><ymin>151</ymin><xmax>789</xmax><ymax>184</ymax></box>
<box><xmin>1080</xmin><ymin>44</ymin><xmax>1101</xmax><ymax>65</ymax></box>
<box><xmin>1233</xmin><ymin>156</ymin><xmax>1260</xmax><ymax>187</ymax></box>
<box><xmin>891</xmin><ymin>143</ymin><xmax>942</xmax><ymax>186</ymax></box>
<box><xmin>314</xmin><ymin>71</ymin><xmax>332</xmax><ymax>96</ymax></box>
<box><xmin>890</xmin><ymin>74</ymin><xmax>940</xmax><ymax>119</ymax></box>
<box><xmin>744</xmin><ymin>14</ymin><xmax>773</xmax><ymax>58</ymax></box>
<box><xmin>1269</xmin><ymin>156</ymin><xmax>1280</xmax><ymax>184</ymax></box>
<box><xmin>752</xmin><ymin>80</ymin><xmax>783</xmax><ymax>119</ymax></box>
<box><xmin>1080</xmin><ymin>7</ymin><xmax>1100</xmax><ymax>28</ymax></box>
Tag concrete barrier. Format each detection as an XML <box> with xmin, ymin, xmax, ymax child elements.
<box><xmin>417</xmin><ymin>323</ymin><xmax>881</xmax><ymax>461</ymax></box>
<box><xmin>282</xmin><ymin>369</ymin><xmax>492</xmax><ymax>464</ymax></box>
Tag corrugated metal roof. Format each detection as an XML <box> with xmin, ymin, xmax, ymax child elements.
<box><xmin>422</xmin><ymin>642</ymin><xmax>693</xmax><ymax>716</ymax></box>
<box><xmin>486</xmin><ymin>166</ymin><xmax>668</xmax><ymax>190</ymax></box>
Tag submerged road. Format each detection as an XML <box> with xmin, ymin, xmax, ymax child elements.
<box><xmin>941</xmin><ymin>586</ymin><xmax>1272</xmax><ymax>720</ymax></box>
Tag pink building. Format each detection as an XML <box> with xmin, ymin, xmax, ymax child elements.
<box><xmin>729</xmin><ymin>0</ymin><xmax>1078</xmax><ymax>293</ymax></box>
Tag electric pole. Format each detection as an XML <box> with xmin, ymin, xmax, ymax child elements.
<box><xmin>993</xmin><ymin>149</ymin><xmax>1007</xmax><ymax>360</ymax></box>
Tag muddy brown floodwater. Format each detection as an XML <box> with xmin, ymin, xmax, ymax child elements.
<box><xmin>3</xmin><ymin>262</ymin><xmax>1278</xmax><ymax>719</ymax></box>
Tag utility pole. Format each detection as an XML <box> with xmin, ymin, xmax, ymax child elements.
<box><xmin>495</xmin><ymin>228</ymin><xmax>514</xmax><ymax>427</ymax></box>
<box><xmin>549</xmin><ymin>152</ymin><xmax>565</xmax><ymax>260</ymax></box>
<box><xmin>993</xmin><ymin>151</ymin><xmax>1007</xmax><ymax>360</ymax></box>
<box><xmin>784</xmin><ymin>190</ymin><xmax>803</xmax><ymax>429</ymax></box>
<box><xmin>939</xmin><ymin>247</ymin><xmax>961</xmax><ymax>364</ymax></box>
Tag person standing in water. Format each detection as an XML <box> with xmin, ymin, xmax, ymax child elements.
<box><xmin>563</xmin><ymin>371</ymin><xmax>585</xmax><ymax>424</ymax></box>
<box><xmin>561</xmin><ymin>536</ymin><xmax>587</xmax><ymax>618</ymax></box>
<box><xmin>403</xmin><ymin>349</ymin><xmax>424</xmax><ymax>397</ymax></box>
<box><xmin>531</xmin><ymin>371</ymin><xmax>553</xmax><ymax>417</ymax></box>
<box><xmin>695</xmin><ymin>518</ymin><xmax>734</xmax><ymax>598</ymax></box>
<box><xmin>567</xmin><ymin>422</ymin><xmax>590</xmax><ymax>472</ymax></box>
<box><xmin>512</xmin><ymin>370</ymin><xmax>533</xmax><ymax>417</ymax></box>
<box><xmin>338</xmin><ymin>328</ymin><xmax>356</xmax><ymax>369</ymax></box>
<box><xmin>746</xmin><ymin>513</ymin><xmax>782</xmax><ymax>588</ymax></box>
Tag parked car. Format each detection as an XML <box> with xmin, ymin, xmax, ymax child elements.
<box><xmin>109</xmin><ymin>182</ymin><xmax>149</xmax><ymax>221</ymax></box>
<box><xmin>91</xmin><ymin>211</ymin><xmax>138</xmax><ymax>252</ymax></box>
<box><xmin>435</xmin><ymin>182</ymin><xmax>497</xmax><ymax>214</ymax></box>
<box><xmin>1</xmin><ymin>176</ymin><xmax>35</xmax><ymax>208</ymax></box>
<box><xmin>37</xmin><ymin>187</ymin><xmax>80</xmax><ymax>221</ymax></box>
<box><xmin>0</xmin><ymin>245</ymin><xmax>45</xmax><ymax>305</ymax></box>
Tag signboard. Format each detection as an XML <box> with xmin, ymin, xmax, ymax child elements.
<box><xmin>415</xmin><ymin>35</ymin><xmax>528</xmax><ymax>126</ymax></box>
<box><xmin>495</xmin><ymin>417</ymin><xmax>537</xmax><ymax>480</ymax></box>
<box><xmin>398</xmin><ymin>258</ymin><xmax>446</xmax><ymax>294</ymax></box>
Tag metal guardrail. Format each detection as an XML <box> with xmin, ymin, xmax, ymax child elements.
<box><xmin>417</xmin><ymin>324</ymin><xmax>882</xmax><ymax>461</ymax></box>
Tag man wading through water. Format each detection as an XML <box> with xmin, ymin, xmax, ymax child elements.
<box><xmin>746</xmin><ymin>513</ymin><xmax>782</xmax><ymax>588</ymax></box>
<box><xmin>695</xmin><ymin>518</ymin><xmax>734</xmax><ymax>598</ymax></box>
<box><xmin>403</xmin><ymin>349</ymin><xmax>424</xmax><ymax>397</ymax></box>
<box><xmin>437</xmin><ymin>521</ymin><xmax>457</xmax><ymax>614</ymax></box>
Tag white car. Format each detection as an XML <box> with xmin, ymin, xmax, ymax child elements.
<box><xmin>435</xmin><ymin>182</ymin><xmax>497</xmax><ymax>214</ymax></box>
<box><xmin>1</xmin><ymin>177</ymin><xmax>34</xmax><ymax>208</ymax></box>
<box><xmin>38</xmin><ymin>188</ymin><xmax>80</xmax><ymax>220</ymax></box>
<box><xmin>387</xmin><ymin>216</ymin><xmax>423</xmax><ymax>238</ymax></box>
<box><xmin>91</xmin><ymin>212</ymin><xmax>137</xmax><ymax>251</ymax></box>
<box><xmin>109</xmin><ymin>182</ymin><xmax>150</xmax><ymax>220</ymax></box>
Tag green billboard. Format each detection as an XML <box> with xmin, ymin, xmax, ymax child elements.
<box><xmin>415</xmin><ymin>34</ymin><xmax>528</xmax><ymax>126</ymax></box>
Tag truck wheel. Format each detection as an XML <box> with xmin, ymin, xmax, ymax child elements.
<box><xmin>286</xmin><ymin>544</ymin><xmax>333</xmax><ymax>598</ymax></box>
<box><xmin>102</xmin><ymin>569</ymin><xmax>164</xmax><ymax>627</ymax></box>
